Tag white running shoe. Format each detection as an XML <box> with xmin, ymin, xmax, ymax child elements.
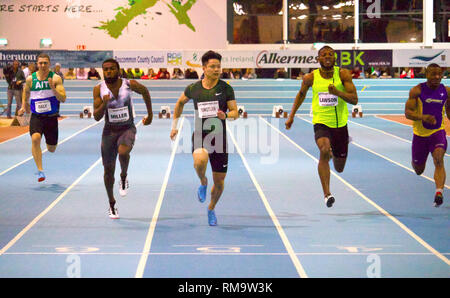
<box><xmin>119</xmin><ymin>178</ymin><xmax>129</xmax><ymax>197</ymax></box>
<box><xmin>109</xmin><ymin>207</ymin><xmax>120</xmax><ymax>219</ymax></box>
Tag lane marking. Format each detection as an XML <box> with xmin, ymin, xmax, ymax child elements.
<box><xmin>261</xmin><ymin>116</ymin><xmax>450</xmax><ymax>266</ymax></box>
<box><xmin>348</xmin><ymin>119</ymin><xmax>450</xmax><ymax>157</ymax></box>
<box><xmin>0</xmin><ymin>119</ymin><xmax>103</xmax><ymax>176</ymax></box>
<box><xmin>301</xmin><ymin>117</ymin><xmax>450</xmax><ymax>189</ymax></box>
<box><xmin>0</xmin><ymin>158</ymin><xmax>102</xmax><ymax>256</ymax></box>
<box><xmin>135</xmin><ymin>117</ymin><xmax>185</xmax><ymax>278</ymax></box>
<box><xmin>228</xmin><ymin>128</ymin><xmax>308</xmax><ymax>278</ymax></box>
<box><xmin>0</xmin><ymin>118</ymin><xmax>143</xmax><ymax>256</ymax></box>
<box><xmin>2</xmin><ymin>252</ymin><xmax>449</xmax><ymax>256</ymax></box>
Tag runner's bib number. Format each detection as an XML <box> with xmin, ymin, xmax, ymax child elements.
<box><xmin>197</xmin><ymin>101</ymin><xmax>219</xmax><ymax>118</ymax></box>
<box><xmin>318</xmin><ymin>93</ymin><xmax>338</xmax><ymax>107</ymax></box>
<box><xmin>108</xmin><ymin>106</ymin><xmax>129</xmax><ymax>123</ymax></box>
<box><xmin>35</xmin><ymin>100</ymin><xmax>52</xmax><ymax>113</ymax></box>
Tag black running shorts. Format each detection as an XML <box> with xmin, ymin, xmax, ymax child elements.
<box><xmin>313</xmin><ymin>123</ymin><xmax>349</xmax><ymax>159</ymax></box>
<box><xmin>191</xmin><ymin>130</ymin><xmax>228</xmax><ymax>173</ymax></box>
<box><xmin>29</xmin><ymin>113</ymin><xmax>59</xmax><ymax>146</ymax></box>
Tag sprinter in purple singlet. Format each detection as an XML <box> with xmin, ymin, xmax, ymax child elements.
<box><xmin>405</xmin><ymin>63</ymin><xmax>450</xmax><ymax>207</ymax></box>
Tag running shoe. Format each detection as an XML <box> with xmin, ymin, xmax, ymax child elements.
<box><xmin>207</xmin><ymin>208</ymin><xmax>217</xmax><ymax>226</ymax></box>
<box><xmin>37</xmin><ymin>171</ymin><xmax>45</xmax><ymax>182</ymax></box>
<box><xmin>197</xmin><ymin>184</ymin><xmax>207</xmax><ymax>203</ymax></box>
<box><xmin>325</xmin><ymin>195</ymin><xmax>335</xmax><ymax>208</ymax></box>
<box><xmin>119</xmin><ymin>178</ymin><xmax>129</xmax><ymax>197</ymax></box>
<box><xmin>109</xmin><ymin>207</ymin><xmax>120</xmax><ymax>219</ymax></box>
<box><xmin>434</xmin><ymin>192</ymin><xmax>443</xmax><ymax>207</ymax></box>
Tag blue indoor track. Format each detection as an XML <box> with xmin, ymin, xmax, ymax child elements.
<box><xmin>0</xmin><ymin>79</ymin><xmax>448</xmax><ymax>278</ymax></box>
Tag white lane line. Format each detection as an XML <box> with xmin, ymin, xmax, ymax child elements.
<box><xmin>0</xmin><ymin>119</ymin><xmax>103</xmax><ymax>177</ymax></box>
<box><xmin>300</xmin><ymin>117</ymin><xmax>450</xmax><ymax>189</ymax></box>
<box><xmin>374</xmin><ymin>115</ymin><xmax>450</xmax><ymax>140</ymax></box>
<box><xmin>261</xmin><ymin>116</ymin><xmax>450</xmax><ymax>266</ymax></box>
<box><xmin>2</xmin><ymin>252</ymin><xmax>449</xmax><ymax>256</ymax></box>
<box><xmin>0</xmin><ymin>158</ymin><xmax>102</xmax><ymax>256</ymax></box>
<box><xmin>0</xmin><ymin>131</ymin><xmax>28</xmax><ymax>145</ymax></box>
<box><xmin>348</xmin><ymin>119</ymin><xmax>450</xmax><ymax>157</ymax></box>
<box><xmin>228</xmin><ymin>128</ymin><xmax>309</xmax><ymax>278</ymax></box>
<box><xmin>135</xmin><ymin>117</ymin><xmax>185</xmax><ymax>278</ymax></box>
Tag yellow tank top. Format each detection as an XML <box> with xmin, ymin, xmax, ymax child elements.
<box><xmin>311</xmin><ymin>66</ymin><xmax>348</xmax><ymax>128</ymax></box>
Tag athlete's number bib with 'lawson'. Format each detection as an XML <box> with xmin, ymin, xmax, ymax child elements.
<box><xmin>108</xmin><ymin>106</ymin><xmax>129</xmax><ymax>123</ymax></box>
<box><xmin>318</xmin><ymin>92</ymin><xmax>338</xmax><ymax>107</ymax></box>
<box><xmin>197</xmin><ymin>101</ymin><xmax>219</xmax><ymax>118</ymax></box>
<box><xmin>35</xmin><ymin>100</ymin><xmax>52</xmax><ymax>113</ymax></box>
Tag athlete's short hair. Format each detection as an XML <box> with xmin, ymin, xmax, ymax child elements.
<box><xmin>426</xmin><ymin>63</ymin><xmax>441</xmax><ymax>72</ymax></box>
<box><xmin>102</xmin><ymin>58</ymin><xmax>120</xmax><ymax>70</ymax></box>
<box><xmin>201</xmin><ymin>50</ymin><xmax>222</xmax><ymax>66</ymax></box>
<box><xmin>37</xmin><ymin>53</ymin><xmax>50</xmax><ymax>62</ymax></box>
<box><xmin>318</xmin><ymin>45</ymin><xmax>334</xmax><ymax>55</ymax></box>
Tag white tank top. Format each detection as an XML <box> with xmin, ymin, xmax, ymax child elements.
<box><xmin>99</xmin><ymin>78</ymin><xmax>135</xmax><ymax>127</ymax></box>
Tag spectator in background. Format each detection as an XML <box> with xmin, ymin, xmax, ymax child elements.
<box><xmin>65</xmin><ymin>68</ymin><xmax>76</xmax><ymax>80</ymax></box>
<box><xmin>220</xmin><ymin>68</ymin><xmax>233</xmax><ymax>79</ymax></box>
<box><xmin>443</xmin><ymin>68</ymin><xmax>449</xmax><ymax>78</ymax></box>
<box><xmin>380</xmin><ymin>72</ymin><xmax>392</xmax><ymax>79</ymax></box>
<box><xmin>155</xmin><ymin>68</ymin><xmax>170</xmax><ymax>79</ymax></box>
<box><xmin>141</xmin><ymin>68</ymin><xmax>156</xmax><ymax>80</ymax></box>
<box><xmin>242</xmin><ymin>68</ymin><xmax>257</xmax><ymax>79</ymax></box>
<box><xmin>131</xmin><ymin>68</ymin><xmax>144</xmax><ymax>79</ymax></box>
<box><xmin>76</xmin><ymin>67</ymin><xmax>88</xmax><ymax>80</ymax></box>
<box><xmin>53</xmin><ymin>63</ymin><xmax>64</xmax><ymax>84</ymax></box>
<box><xmin>274</xmin><ymin>68</ymin><xmax>288</xmax><ymax>79</ymax></box>
<box><xmin>88</xmin><ymin>67</ymin><xmax>101</xmax><ymax>80</ymax></box>
<box><xmin>125</xmin><ymin>68</ymin><xmax>134</xmax><ymax>79</ymax></box>
<box><xmin>172</xmin><ymin>68</ymin><xmax>185</xmax><ymax>79</ymax></box>
<box><xmin>296</xmin><ymin>70</ymin><xmax>305</xmax><ymax>80</ymax></box>
<box><xmin>185</xmin><ymin>68</ymin><xmax>199</xmax><ymax>79</ymax></box>
<box><xmin>232</xmin><ymin>69</ymin><xmax>242</xmax><ymax>79</ymax></box>
<box><xmin>23</xmin><ymin>62</ymin><xmax>36</xmax><ymax>79</ymax></box>
<box><xmin>370</xmin><ymin>67</ymin><xmax>381</xmax><ymax>78</ymax></box>
<box><xmin>351</xmin><ymin>66</ymin><xmax>362</xmax><ymax>79</ymax></box>
<box><xmin>415</xmin><ymin>67</ymin><xmax>426</xmax><ymax>78</ymax></box>
<box><xmin>120</xmin><ymin>68</ymin><xmax>127</xmax><ymax>78</ymax></box>
<box><xmin>5</xmin><ymin>60</ymin><xmax>25</xmax><ymax>118</ymax></box>
<box><xmin>400</xmin><ymin>67</ymin><xmax>414</xmax><ymax>79</ymax></box>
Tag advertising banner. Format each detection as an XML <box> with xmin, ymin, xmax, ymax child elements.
<box><xmin>335</xmin><ymin>50</ymin><xmax>392</xmax><ymax>67</ymax></box>
<box><xmin>393</xmin><ymin>49</ymin><xmax>450</xmax><ymax>67</ymax></box>
<box><xmin>0</xmin><ymin>50</ymin><xmax>113</xmax><ymax>68</ymax></box>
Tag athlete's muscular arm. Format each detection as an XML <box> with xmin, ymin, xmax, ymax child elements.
<box><xmin>405</xmin><ymin>85</ymin><xmax>436</xmax><ymax>124</ymax></box>
<box><xmin>93</xmin><ymin>85</ymin><xmax>109</xmax><ymax>121</ymax></box>
<box><xmin>220</xmin><ymin>100</ymin><xmax>238</xmax><ymax>120</ymax></box>
<box><xmin>49</xmin><ymin>74</ymin><xmax>66</xmax><ymax>102</ymax></box>
<box><xmin>285</xmin><ymin>72</ymin><xmax>313</xmax><ymax>130</ymax></box>
<box><xmin>330</xmin><ymin>68</ymin><xmax>358</xmax><ymax>105</ymax></box>
<box><xmin>445</xmin><ymin>87</ymin><xmax>450</xmax><ymax>120</ymax></box>
<box><xmin>130</xmin><ymin>80</ymin><xmax>153</xmax><ymax>125</ymax></box>
<box><xmin>170</xmin><ymin>93</ymin><xmax>190</xmax><ymax>140</ymax></box>
<box><xmin>18</xmin><ymin>76</ymin><xmax>32</xmax><ymax>116</ymax></box>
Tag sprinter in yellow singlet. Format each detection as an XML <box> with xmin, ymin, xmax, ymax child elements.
<box><xmin>285</xmin><ymin>46</ymin><xmax>358</xmax><ymax>207</ymax></box>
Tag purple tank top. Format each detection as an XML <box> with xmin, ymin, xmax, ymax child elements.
<box><xmin>419</xmin><ymin>83</ymin><xmax>447</xmax><ymax>130</ymax></box>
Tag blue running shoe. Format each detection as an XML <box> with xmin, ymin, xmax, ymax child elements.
<box><xmin>37</xmin><ymin>171</ymin><xmax>45</xmax><ymax>182</ymax></box>
<box><xmin>197</xmin><ymin>184</ymin><xmax>207</xmax><ymax>203</ymax></box>
<box><xmin>207</xmin><ymin>208</ymin><xmax>217</xmax><ymax>226</ymax></box>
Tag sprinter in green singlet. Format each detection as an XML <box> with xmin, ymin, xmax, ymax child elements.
<box><xmin>285</xmin><ymin>46</ymin><xmax>358</xmax><ymax>207</ymax></box>
<box><xmin>18</xmin><ymin>53</ymin><xmax>66</xmax><ymax>182</ymax></box>
<box><xmin>170</xmin><ymin>50</ymin><xmax>239</xmax><ymax>226</ymax></box>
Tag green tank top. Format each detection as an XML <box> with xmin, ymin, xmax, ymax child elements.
<box><xmin>311</xmin><ymin>66</ymin><xmax>347</xmax><ymax>128</ymax></box>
